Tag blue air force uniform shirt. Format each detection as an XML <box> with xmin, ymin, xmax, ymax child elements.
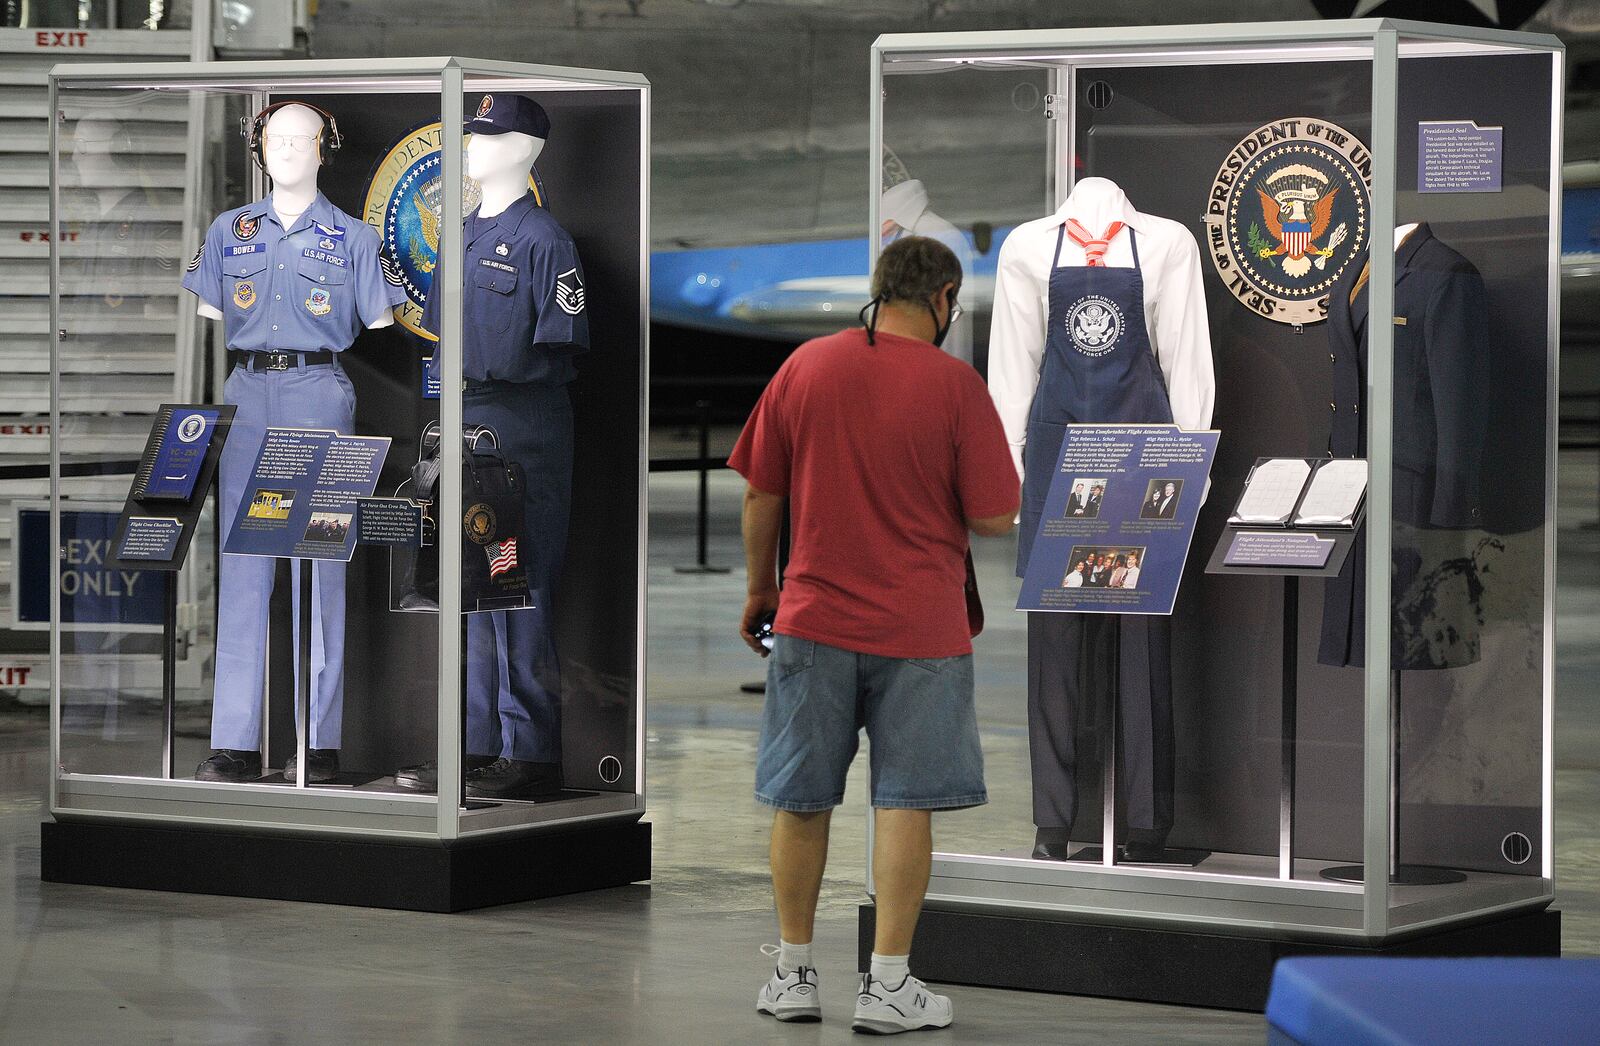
<box><xmin>421</xmin><ymin>192</ymin><xmax>590</xmax><ymax>386</ymax></box>
<box><xmin>182</xmin><ymin>193</ymin><xmax>403</xmax><ymax>352</ymax></box>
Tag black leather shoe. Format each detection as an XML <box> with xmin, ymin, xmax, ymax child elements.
<box><xmin>463</xmin><ymin>757</ymin><xmax>563</xmax><ymax>800</ymax></box>
<box><xmin>282</xmin><ymin>749</ymin><xmax>339</xmax><ymax>784</ymax></box>
<box><xmin>195</xmin><ymin>749</ymin><xmax>261</xmax><ymax>782</ymax></box>
<box><xmin>1032</xmin><ymin>828</ymin><xmax>1074</xmax><ymax>861</ymax></box>
<box><xmin>393</xmin><ymin>754</ymin><xmax>496</xmax><ymax>793</ymax></box>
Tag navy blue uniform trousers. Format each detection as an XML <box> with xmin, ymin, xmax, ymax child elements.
<box><xmin>462</xmin><ymin>381</ymin><xmax>572</xmax><ymax>763</ymax></box>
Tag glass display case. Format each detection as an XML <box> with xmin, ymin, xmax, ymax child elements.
<box><xmin>42</xmin><ymin>58</ymin><xmax>648</xmax><ymax>907</ymax></box>
<box><xmin>868</xmin><ymin>20</ymin><xmax>1560</xmax><ymax>953</ymax></box>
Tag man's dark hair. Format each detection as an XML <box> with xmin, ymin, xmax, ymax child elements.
<box><xmin>870</xmin><ymin>236</ymin><xmax>963</xmax><ymax>306</ymax></box>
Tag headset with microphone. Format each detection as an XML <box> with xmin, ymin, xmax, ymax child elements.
<box><xmin>240</xmin><ymin>100</ymin><xmax>343</xmax><ymax>170</ymax></box>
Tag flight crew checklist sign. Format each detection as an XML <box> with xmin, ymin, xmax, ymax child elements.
<box><xmin>222</xmin><ymin>428</ymin><xmax>390</xmax><ymax>563</ymax></box>
<box><xmin>1018</xmin><ymin>424</ymin><xmax>1219</xmax><ymax>616</ymax></box>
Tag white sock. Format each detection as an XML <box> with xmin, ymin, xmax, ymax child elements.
<box><xmin>778</xmin><ymin>939</ymin><xmax>812</xmax><ymax>974</ymax></box>
<box><xmin>870</xmin><ymin>952</ymin><xmax>910</xmax><ymax>986</ymax></box>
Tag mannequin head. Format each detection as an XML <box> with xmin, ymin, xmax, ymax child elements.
<box><xmin>71</xmin><ymin>116</ymin><xmax>135</xmax><ymax>185</ymax></box>
<box><xmin>467</xmin><ymin>129</ymin><xmax>544</xmax><ymax>184</ymax></box>
<box><xmin>261</xmin><ymin>103</ymin><xmax>326</xmax><ymax>191</ymax></box>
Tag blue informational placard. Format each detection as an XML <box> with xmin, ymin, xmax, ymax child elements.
<box><xmin>222</xmin><ymin>428</ymin><xmax>391</xmax><ymax>563</ymax></box>
<box><xmin>1017</xmin><ymin>424</ymin><xmax>1219</xmax><ymax>616</ymax></box>
<box><xmin>13</xmin><ymin>507</ymin><xmax>164</xmax><ymax>630</ymax></box>
<box><xmin>422</xmin><ymin>356</ymin><xmax>440</xmax><ymax>400</ymax></box>
<box><xmin>1418</xmin><ymin>120</ymin><xmax>1503</xmax><ymax>194</ymax></box>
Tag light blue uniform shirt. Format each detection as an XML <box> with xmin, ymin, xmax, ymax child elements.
<box><xmin>182</xmin><ymin>193</ymin><xmax>404</xmax><ymax>352</ymax></box>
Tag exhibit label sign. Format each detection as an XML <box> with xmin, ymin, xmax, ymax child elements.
<box><xmin>1418</xmin><ymin>120</ymin><xmax>1503</xmax><ymax>194</ymax></box>
<box><xmin>222</xmin><ymin>428</ymin><xmax>391</xmax><ymax>563</ymax></box>
<box><xmin>1017</xmin><ymin>424</ymin><xmax>1218</xmax><ymax>615</ymax></box>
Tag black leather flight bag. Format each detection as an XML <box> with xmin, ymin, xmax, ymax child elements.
<box><xmin>396</xmin><ymin>422</ymin><xmax>532</xmax><ymax>612</ymax></box>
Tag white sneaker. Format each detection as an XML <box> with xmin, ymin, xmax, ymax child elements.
<box><xmin>756</xmin><ymin>946</ymin><xmax>821</xmax><ymax>1023</ymax></box>
<box><xmin>852</xmin><ymin>972</ymin><xmax>953</xmax><ymax>1035</ymax></box>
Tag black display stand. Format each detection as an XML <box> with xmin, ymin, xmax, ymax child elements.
<box><xmin>40</xmin><ymin>817</ymin><xmax>650</xmax><ymax>913</ymax></box>
<box><xmin>858</xmin><ymin>904</ymin><xmax>1560</xmax><ymax>1012</ymax></box>
<box><xmin>1206</xmin><ymin>513</ymin><xmax>1360</xmax><ymax>881</ymax></box>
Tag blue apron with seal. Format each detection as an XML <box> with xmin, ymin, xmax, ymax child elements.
<box><xmin>1017</xmin><ymin>224</ymin><xmax>1173</xmax><ymax>576</ymax></box>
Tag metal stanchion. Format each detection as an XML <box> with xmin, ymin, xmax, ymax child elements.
<box><xmin>675</xmin><ymin>398</ymin><xmax>730</xmax><ymax>574</ymax></box>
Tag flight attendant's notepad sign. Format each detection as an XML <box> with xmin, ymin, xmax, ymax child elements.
<box><xmin>222</xmin><ymin>428</ymin><xmax>391</xmax><ymax>563</ymax></box>
<box><xmin>1017</xmin><ymin>424</ymin><xmax>1219</xmax><ymax>616</ymax></box>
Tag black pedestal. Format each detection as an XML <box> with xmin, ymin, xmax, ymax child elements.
<box><xmin>858</xmin><ymin>904</ymin><xmax>1560</xmax><ymax>1012</ymax></box>
<box><xmin>41</xmin><ymin>817</ymin><xmax>650</xmax><ymax>913</ymax></box>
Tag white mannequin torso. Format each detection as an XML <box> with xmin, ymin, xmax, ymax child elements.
<box><xmin>987</xmin><ymin>175</ymin><xmax>1217</xmax><ymax>482</ymax></box>
<box><xmin>197</xmin><ymin>105</ymin><xmax>393</xmax><ymax>329</ymax></box>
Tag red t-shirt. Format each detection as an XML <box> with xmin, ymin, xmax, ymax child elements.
<box><xmin>729</xmin><ymin>327</ymin><xmax>1019</xmax><ymax>659</ymax></box>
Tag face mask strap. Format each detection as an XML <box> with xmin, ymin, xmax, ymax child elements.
<box><xmin>929</xmin><ymin>287</ymin><xmax>955</xmax><ymax>349</ymax></box>
<box><xmin>859</xmin><ymin>296</ymin><xmax>883</xmax><ymax>345</ymax></box>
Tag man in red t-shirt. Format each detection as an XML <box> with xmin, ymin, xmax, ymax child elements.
<box><xmin>730</xmin><ymin>237</ymin><xmax>1018</xmax><ymax>1034</ymax></box>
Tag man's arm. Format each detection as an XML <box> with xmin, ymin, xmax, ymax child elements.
<box><xmin>967</xmin><ymin>512</ymin><xmax>1015</xmax><ymax>538</ymax></box>
<box><xmin>740</xmin><ymin>483</ymin><xmax>787</xmax><ymax>656</ymax></box>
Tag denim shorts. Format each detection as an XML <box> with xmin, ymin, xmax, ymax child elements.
<box><xmin>754</xmin><ymin>634</ymin><xmax>987</xmax><ymax>812</ymax></box>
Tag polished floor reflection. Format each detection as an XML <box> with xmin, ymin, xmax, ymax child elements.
<box><xmin>0</xmin><ymin>451</ymin><xmax>1596</xmax><ymax>1043</ymax></box>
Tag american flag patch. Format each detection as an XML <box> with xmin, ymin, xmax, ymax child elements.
<box><xmin>486</xmin><ymin>538</ymin><xmax>518</xmax><ymax>578</ymax></box>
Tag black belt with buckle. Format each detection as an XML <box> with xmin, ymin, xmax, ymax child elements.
<box><xmin>238</xmin><ymin>350</ymin><xmax>337</xmax><ymax>372</ymax></box>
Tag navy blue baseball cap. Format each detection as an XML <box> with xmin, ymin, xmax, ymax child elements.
<box><xmin>466</xmin><ymin>94</ymin><xmax>551</xmax><ymax>140</ymax></box>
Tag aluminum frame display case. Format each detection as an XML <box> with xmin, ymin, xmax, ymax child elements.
<box><xmin>866</xmin><ymin>19</ymin><xmax>1561</xmax><ymax>989</ymax></box>
<box><xmin>42</xmin><ymin>58</ymin><xmax>649</xmax><ymax>909</ymax></box>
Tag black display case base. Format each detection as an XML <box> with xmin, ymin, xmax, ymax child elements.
<box><xmin>859</xmin><ymin>904</ymin><xmax>1560</xmax><ymax>1012</ymax></box>
<box><xmin>41</xmin><ymin>817</ymin><xmax>650</xmax><ymax>913</ymax></box>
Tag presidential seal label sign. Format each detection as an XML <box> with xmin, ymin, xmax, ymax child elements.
<box><xmin>1066</xmin><ymin>295</ymin><xmax>1124</xmax><ymax>357</ymax></box>
<box><xmin>1205</xmin><ymin>117</ymin><xmax>1371</xmax><ymax>326</ymax></box>
<box><xmin>362</xmin><ymin>121</ymin><xmax>546</xmax><ymax>341</ymax></box>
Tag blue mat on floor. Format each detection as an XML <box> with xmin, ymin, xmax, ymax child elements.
<box><xmin>1266</xmin><ymin>957</ymin><xmax>1600</xmax><ymax>1045</ymax></box>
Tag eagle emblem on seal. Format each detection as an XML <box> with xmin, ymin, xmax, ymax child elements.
<box><xmin>1074</xmin><ymin>303</ymin><xmax>1116</xmax><ymax>346</ymax></box>
<box><xmin>1251</xmin><ymin>165</ymin><xmax>1348</xmax><ymax>278</ymax></box>
<box><xmin>1066</xmin><ymin>295</ymin><xmax>1124</xmax><ymax>357</ymax></box>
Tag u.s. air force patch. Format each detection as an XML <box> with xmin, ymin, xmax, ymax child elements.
<box><xmin>362</xmin><ymin>120</ymin><xmax>546</xmax><ymax>341</ymax></box>
<box><xmin>1204</xmin><ymin>117</ymin><xmax>1370</xmax><ymax>326</ymax></box>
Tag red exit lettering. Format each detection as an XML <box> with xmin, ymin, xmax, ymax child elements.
<box><xmin>0</xmin><ymin>666</ymin><xmax>31</xmax><ymax>686</ymax></box>
<box><xmin>36</xmin><ymin>31</ymin><xmax>89</xmax><ymax>47</ymax></box>
<box><xmin>0</xmin><ymin>424</ymin><xmax>49</xmax><ymax>435</ymax></box>
<box><xmin>19</xmin><ymin>231</ymin><xmax>79</xmax><ymax>243</ymax></box>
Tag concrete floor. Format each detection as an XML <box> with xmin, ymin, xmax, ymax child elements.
<box><xmin>1</xmin><ymin>452</ymin><xmax>1597</xmax><ymax>1044</ymax></box>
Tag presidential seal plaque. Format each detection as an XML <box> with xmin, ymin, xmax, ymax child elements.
<box><xmin>1204</xmin><ymin>117</ymin><xmax>1371</xmax><ymax>326</ymax></box>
